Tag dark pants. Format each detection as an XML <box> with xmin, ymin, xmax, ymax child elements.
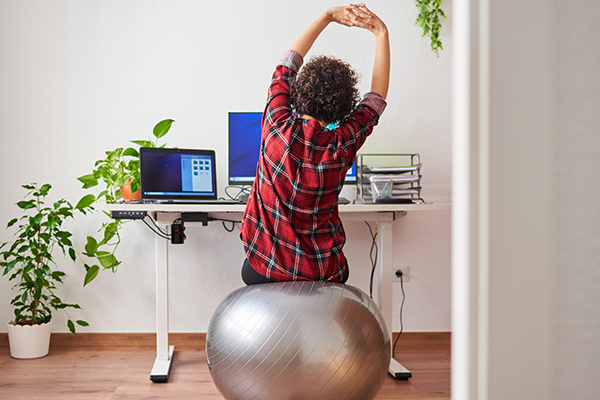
<box><xmin>241</xmin><ymin>259</ymin><xmax>349</xmax><ymax>286</ymax></box>
<box><xmin>241</xmin><ymin>259</ymin><xmax>276</xmax><ymax>285</ymax></box>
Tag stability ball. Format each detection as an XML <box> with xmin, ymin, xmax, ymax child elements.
<box><xmin>206</xmin><ymin>281</ymin><xmax>391</xmax><ymax>400</ymax></box>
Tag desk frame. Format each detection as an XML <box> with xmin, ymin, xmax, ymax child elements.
<box><xmin>104</xmin><ymin>203</ymin><xmax>449</xmax><ymax>382</ymax></box>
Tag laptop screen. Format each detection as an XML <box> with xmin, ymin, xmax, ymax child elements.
<box><xmin>140</xmin><ymin>147</ymin><xmax>218</xmax><ymax>201</ymax></box>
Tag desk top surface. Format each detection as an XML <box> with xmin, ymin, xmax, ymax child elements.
<box><xmin>100</xmin><ymin>202</ymin><xmax>451</xmax><ymax>213</ymax></box>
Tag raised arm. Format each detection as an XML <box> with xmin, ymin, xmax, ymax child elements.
<box><xmin>290</xmin><ymin>4</ymin><xmax>390</xmax><ymax>100</ymax></box>
<box><xmin>290</xmin><ymin>4</ymin><xmax>374</xmax><ymax>58</ymax></box>
<box><xmin>360</xmin><ymin>6</ymin><xmax>390</xmax><ymax>100</ymax></box>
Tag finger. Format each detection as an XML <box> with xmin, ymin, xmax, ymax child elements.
<box><xmin>343</xmin><ymin>7</ymin><xmax>373</xmax><ymax>28</ymax></box>
<box><xmin>347</xmin><ymin>14</ymin><xmax>374</xmax><ymax>28</ymax></box>
<box><xmin>344</xmin><ymin>8</ymin><xmax>360</xmax><ymax>25</ymax></box>
<box><xmin>351</xmin><ymin>4</ymin><xmax>371</xmax><ymax>16</ymax></box>
<box><xmin>344</xmin><ymin>17</ymin><xmax>373</xmax><ymax>29</ymax></box>
<box><xmin>347</xmin><ymin>6</ymin><xmax>372</xmax><ymax>20</ymax></box>
<box><xmin>345</xmin><ymin>8</ymin><xmax>370</xmax><ymax>23</ymax></box>
<box><xmin>358</xmin><ymin>4</ymin><xmax>374</xmax><ymax>17</ymax></box>
<box><xmin>345</xmin><ymin>4</ymin><xmax>358</xmax><ymax>13</ymax></box>
<box><xmin>356</xmin><ymin>21</ymin><xmax>374</xmax><ymax>29</ymax></box>
<box><xmin>339</xmin><ymin>18</ymin><xmax>354</xmax><ymax>27</ymax></box>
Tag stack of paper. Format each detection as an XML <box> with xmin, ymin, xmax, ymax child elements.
<box><xmin>356</xmin><ymin>155</ymin><xmax>424</xmax><ymax>203</ymax></box>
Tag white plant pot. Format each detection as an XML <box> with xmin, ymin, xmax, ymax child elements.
<box><xmin>7</xmin><ymin>320</ymin><xmax>52</xmax><ymax>359</ymax></box>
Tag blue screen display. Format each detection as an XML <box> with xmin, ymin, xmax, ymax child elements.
<box><xmin>228</xmin><ymin>112</ymin><xmax>263</xmax><ymax>184</ymax></box>
<box><xmin>228</xmin><ymin>112</ymin><xmax>357</xmax><ymax>185</ymax></box>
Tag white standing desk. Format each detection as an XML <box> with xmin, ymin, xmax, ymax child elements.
<box><xmin>104</xmin><ymin>202</ymin><xmax>450</xmax><ymax>383</ymax></box>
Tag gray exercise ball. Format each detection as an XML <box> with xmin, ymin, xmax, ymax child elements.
<box><xmin>206</xmin><ymin>281</ymin><xmax>391</xmax><ymax>400</ymax></box>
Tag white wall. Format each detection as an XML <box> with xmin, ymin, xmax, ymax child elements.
<box><xmin>552</xmin><ymin>0</ymin><xmax>600</xmax><ymax>397</ymax></box>
<box><xmin>452</xmin><ymin>0</ymin><xmax>600</xmax><ymax>399</ymax></box>
<box><xmin>485</xmin><ymin>0</ymin><xmax>555</xmax><ymax>397</ymax></box>
<box><xmin>0</xmin><ymin>0</ymin><xmax>452</xmax><ymax>333</ymax></box>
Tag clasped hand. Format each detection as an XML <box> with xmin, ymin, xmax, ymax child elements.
<box><xmin>328</xmin><ymin>3</ymin><xmax>387</xmax><ymax>35</ymax></box>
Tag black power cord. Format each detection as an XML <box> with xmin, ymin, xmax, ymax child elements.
<box><xmin>219</xmin><ymin>220</ymin><xmax>238</xmax><ymax>232</ymax></box>
<box><xmin>365</xmin><ymin>222</ymin><xmax>378</xmax><ymax>299</ymax></box>
<box><xmin>142</xmin><ymin>216</ymin><xmax>170</xmax><ymax>240</ymax></box>
<box><xmin>392</xmin><ymin>270</ymin><xmax>406</xmax><ymax>357</ymax></box>
<box><xmin>142</xmin><ymin>214</ymin><xmax>242</xmax><ymax>244</ymax></box>
<box><xmin>364</xmin><ymin>222</ymin><xmax>407</xmax><ymax>357</ymax></box>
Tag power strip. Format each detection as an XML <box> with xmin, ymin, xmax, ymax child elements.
<box><xmin>111</xmin><ymin>210</ymin><xmax>147</xmax><ymax>220</ymax></box>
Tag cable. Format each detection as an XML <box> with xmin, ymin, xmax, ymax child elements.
<box><xmin>146</xmin><ymin>214</ymin><xmax>167</xmax><ymax>233</ymax></box>
<box><xmin>222</xmin><ymin>221</ymin><xmax>236</xmax><ymax>232</ymax></box>
<box><xmin>208</xmin><ymin>217</ymin><xmax>242</xmax><ymax>233</ymax></box>
<box><xmin>141</xmin><ymin>217</ymin><xmax>170</xmax><ymax>240</ymax></box>
<box><xmin>224</xmin><ymin>185</ymin><xmax>251</xmax><ymax>201</ymax></box>
<box><xmin>392</xmin><ymin>273</ymin><xmax>406</xmax><ymax>357</ymax></box>
<box><xmin>365</xmin><ymin>222</ymin><xmax>378</xmax><ymax>298</ymax></box>
<box><xmin>210</xmin><ymin>217</ymin><xmax>242</xmax><ymax>224</ymax></box>
<box><xmin>142</xmin><ymin>218</ymin><xmax>169</xmax><ymax>240</ymax></box>
<box><xmin>142</xmin><ymin>213</ymin><xmax>242</xmax><ymax>240</ymax></box>
<box><xmin>363</xmin><ymin>221</ymin><xmax>406</xmax><ymax>356</ymax></box>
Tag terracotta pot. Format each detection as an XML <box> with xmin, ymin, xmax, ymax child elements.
<box><xmin>7</xmin><ymin>320</ymin><xmax>52</xmax><ymax>359</ymax></box>
<box><xmin>120</xmin><ymin>178</ymin><xmax>141</xmax><ymax>201</ymax></box>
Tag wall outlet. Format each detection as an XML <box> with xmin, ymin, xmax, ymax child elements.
<box><xmin>393</xmin><ymin>265</ymin><xmax>410</xmax><ymax>282</ymax></box>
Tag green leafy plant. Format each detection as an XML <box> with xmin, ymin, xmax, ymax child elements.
<box><xmin>75</xmin><ymin>119</ymin><xmax>174</xmax><ymax>286</ymax></box>
<box><xmin>76</xmin><ymin>119</ymin><xmax>175</xmax><ymax>204</ymax></box>
<box><xmin>0</xmin><ymin>183</ymin><xmax>87</xmax><ymax>333</ymax></box>
<box><xmin>415</xmin><ymin>0</ymin><xmax>446</xmax><ymax>56</ymax></box>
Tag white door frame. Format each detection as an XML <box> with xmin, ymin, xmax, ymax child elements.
<box><xmin>452</xmin><ymin>1</ymin><xmax>555</xmax><ymax>399</ymax></box>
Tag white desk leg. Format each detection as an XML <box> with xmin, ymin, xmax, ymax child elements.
<box><xmin>377</xmin><ymin>221</ymin><xmax>412</xmax><ymax>380</ymax></box>
<box><xmin>150</xmin><ymin>224</ymin><xmax>174</xmax><ymax>383</ymax></box>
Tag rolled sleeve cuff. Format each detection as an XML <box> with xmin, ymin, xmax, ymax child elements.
<box><xmin>361</xmin><ymin>92</ymin><xmax>387</xmax><ymax>116</ymax></box>
<box><xmin>278</xmin><ymin>50</ymin><xmax>304</xmax><ymax>73</ymax></box>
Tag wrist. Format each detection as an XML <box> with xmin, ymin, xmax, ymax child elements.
<box><xmin>322</xmin><ymin>9</ymin><xmax>335</xmax><ymax>23</ymax></box>
<box><xmin>374</xmin><ymin>26</ymin><xmax>389</xmax><ymax>37</ymax></box>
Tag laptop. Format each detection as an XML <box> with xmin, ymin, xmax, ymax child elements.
<box><xmin>139</xmin><ymin>147</ymin><xmax>240</xmax><ymax>204</ymax></box>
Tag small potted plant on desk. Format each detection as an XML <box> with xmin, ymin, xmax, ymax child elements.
<box><xmin>1</xmin><ymin>183</ymin><xmax>87</xmax><ymax>359</ymax></box>
<box><xmin>75</xmin><ymin>119</ymin><xmax>174</xmax><ymax>286</ymax></box>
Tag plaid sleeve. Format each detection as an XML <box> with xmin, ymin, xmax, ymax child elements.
<box><xmin>278</xmin><ymin>50</ymin><xmax>303</xmax><ymax>73</ymax></box>
<box><xmin>264</xmin><ymin>50</ymin><xmax>304</xmax><ymax>127</ymax></box>
<box><xmin>361</xmin><ymin>92</ymin><xmax>387</xmax><ymax>116</ymax></box>
<box><xmin>329</xmin><ymin>92</ymin><xmax>387</xmax><ymax>166</ymax></box>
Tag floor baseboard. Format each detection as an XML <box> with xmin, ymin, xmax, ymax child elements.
<box><xmin>392</xmin><ymin>331</ymin><xmax>451</xmax><ymax>346</ymax></box>
<box><xmin>0</xmin><ymin>331</ymin><xmax>450</xmax><ymax>348</ymax></box>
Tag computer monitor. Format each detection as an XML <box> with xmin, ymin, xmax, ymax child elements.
<box><xmin>228</xmin><ymin>112</ymin><xmax>357</xmax><ymax>185</ymax></box>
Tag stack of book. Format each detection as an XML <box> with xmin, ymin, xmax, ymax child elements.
<box><xmin>356</xmin><ymin>154</ymin><xmax>424</xmax><ymax>204</ymax></box>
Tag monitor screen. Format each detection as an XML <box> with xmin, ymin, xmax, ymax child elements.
<box><xmin>140</xmin><ymin>147</ymin><xmax>217</xmax><ymax>201</ymax></box>
<box><xmin>228</xmin><ymin>112</ymin><xmax>356</xmax><ymax>185</ymax></box>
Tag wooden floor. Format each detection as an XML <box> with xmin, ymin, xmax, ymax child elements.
<box><xmin>0</xmin><ymin>335</ymin><xmax>450</xmax><ymax>399</ymax></box>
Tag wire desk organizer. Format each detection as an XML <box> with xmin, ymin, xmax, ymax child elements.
<box><xmin>355</xmin><ymin>153</ymin><xmax>425</xmax><ymax>204</ymax></box>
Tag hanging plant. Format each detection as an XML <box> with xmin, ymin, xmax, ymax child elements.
<box><xmin>415</xmin><ymin>0</ymin><xmax>446</xmax><ymax>56</ymax></box>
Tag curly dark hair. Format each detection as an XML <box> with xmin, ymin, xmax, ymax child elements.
<box><xmin>291</xmin><ymin>55</ymin><xmax>360</xmax><ymax>124</ymax></box>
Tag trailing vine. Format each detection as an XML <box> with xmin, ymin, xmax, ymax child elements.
<box><xmin>76</xmin><ymin>119</ymin><xmax>174</xmax><ymax>286</ymax></box>
<box><xmin>415</xmin><ymin>0</ymin><xmax>446</xmax><ymax>56</ymax></box>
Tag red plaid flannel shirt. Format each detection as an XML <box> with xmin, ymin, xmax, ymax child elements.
<box><xmin>240</xmin><ymin>50</ymin><xmax>387</xmax><ymax>282</ymax></box>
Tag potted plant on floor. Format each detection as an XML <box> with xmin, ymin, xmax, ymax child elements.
<box><xmin>75</xmin><ymin>119</ymin><xmax>174</xmax><ymax>286</ymax></box>
<box><xmin>1</xmin><ymin>183</ymin><xmax>88</xmax><ymax>359</ymax></box>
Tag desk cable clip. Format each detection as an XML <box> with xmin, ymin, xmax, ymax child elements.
<box><xmin>171</xmin><ymin>213</ymin><xmax>210</xmax><ymax>244</ymax></box>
